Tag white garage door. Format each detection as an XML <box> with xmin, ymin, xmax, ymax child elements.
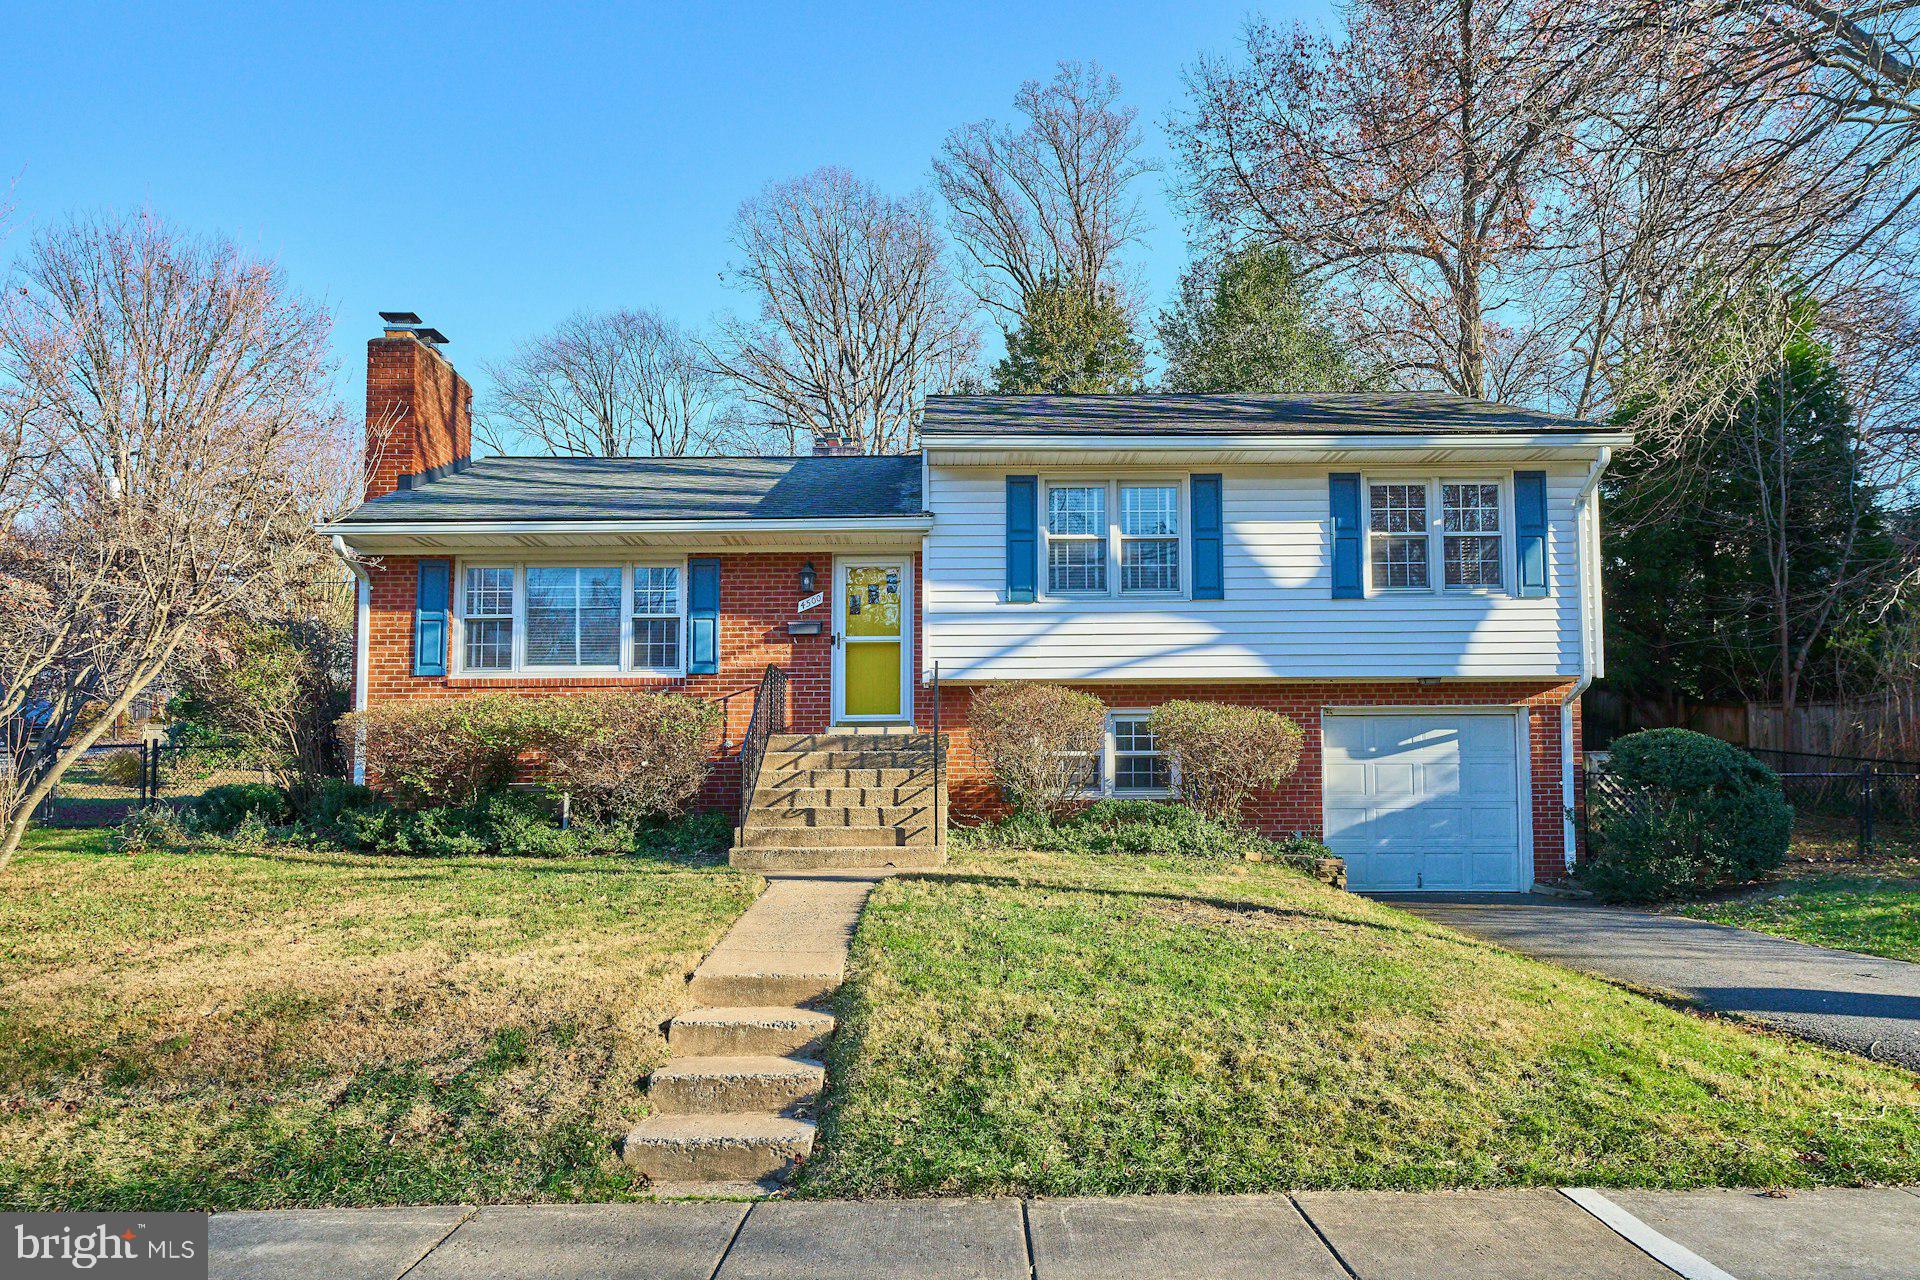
<box><xmin>1322</xmin><ymin>711</ymin><xmax>1526</xmax><ymax>892</ymax></box>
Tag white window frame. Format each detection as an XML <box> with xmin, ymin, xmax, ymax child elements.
<box><xmin>1361</xmin><ymin>476</ymin><xmax>1511</xmax><ymax>597</ymax></box>
<box><xmin>1040</xmin><ymin>475</ymin><xmax>1189</xmax><ymax>601</ymax></box>
<box><xmin>451</xmin><ymin>558</ymin><xmax>689</xmax><ymax>678</ymax></box>
<box><xmin>1077</xmin><ymin>709</ymin><xmax>1177</xmax><ymax>798</ymax></box>
<box><xmin>460</xmin><ymin>564</ymin><xmax>516</xmax><ymax>673</ymax></box>
<box><xmin>629</xmin><ymin>563</ymin><xmax>686</xmax><ymax>675</ymax></box>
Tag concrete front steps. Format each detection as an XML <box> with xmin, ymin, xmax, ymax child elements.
<box><xmin>730</xmin><ymin>729</ymin><xmax>946</xmax><ymax>873</ymax></box>
<box><xmin>622</xmin><ymin>874</ymin><xmax>880</xmax><ymax>1189</ymax></box>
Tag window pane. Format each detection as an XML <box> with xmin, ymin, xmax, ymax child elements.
<box><xmin>633</xmin><ymin>617</ymin><xmax>681</xmax><ymax>669</ymax></box>
<box><xmin>1048</xmin><ymin>537</ymin><xmax>1108</xmax><ymax>592</ymax></box>
<box><xmin>465</xmin><ymin>618</ymin><xmax>512</xmax><ymax>670</ymax></box>
<box><xmin>1121</xmin><ymin>539</ymin><xmax>1179</xmax><ymax>592</ymax></box>
<box><xmin>1442</xmin><ymin>483</ymin><xmax>1501</xmax><ymax>533</ymax></box>
<box><xmin>1445</xmin><ymin>535</ymin><xmax>1503</xmax><ymax>588</ymax></box>
<box><xmin>525</xmin><ymin>568</ymin><xmax>577</xmax><ymax>665</ymax></box>
<box><xmin>1115</xmin><ymin>755</ymin><xmax>1172</xmax><ymax>792</ymax></box>
<box><xmin>578</xmin><ymin>567</ymin><xmax>621</xmax><ymax>665</ymax></box>
<box><xmin>1113</xmin><ymin>716</ymin><xmax>1157</xmax><ymax>753</ymax></box>
<box><xmin>1048</xmin><ymin>485</ymin><xmax>1105</xmax><ymax>535</ymax></box>
<box><xmin>635</xmin><ymin>565</ymin><xmax>679</xmax><ymax>616</ymax></box>
<box><xmin>1371</xmin><ymin>535</ymin><xmax>1430</xmax><ymax>589</ymax></box>
<box><xmin>1120</xmin><ymin>485</ymin><xmax>1178</xmax><ymax>536</ymax></box>
<box><xmin>1369</xmin><ymin>483</ymin><xmax>1426</xmax><ymax>534</ymax></box>
<box><xmin>465</xmin><ymin>567</ymin><xmax>513</xmax><ymax>616</ymax></box>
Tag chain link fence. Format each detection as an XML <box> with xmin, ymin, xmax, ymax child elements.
<box><xmin>35</xmin><ymin>739</ymin><xmax>286</xmax><ymax>827</ymax></box>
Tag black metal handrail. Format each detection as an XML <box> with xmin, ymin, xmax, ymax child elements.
<box><xmin>736</xmin><ymin>665</ymin><xmax>789</xmax><ymax>835</ymax></box>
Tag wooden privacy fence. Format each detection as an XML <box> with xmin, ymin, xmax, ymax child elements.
<box><xmin>1588</xmin><ymin>691</ymin><xmax>1918</xmax><ymax>760</ymax></box>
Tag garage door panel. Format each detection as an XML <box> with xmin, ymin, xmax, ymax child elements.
<box><xmin>1324</xmin><ymin>711</ymin><xmax>1526</xmax><ymax>892</ymax></box>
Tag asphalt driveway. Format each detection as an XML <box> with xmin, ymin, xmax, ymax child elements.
<box><xmin>1382</xmin><ymin>894</ymin><xmax>1920</xmax><ymax>1071</ymax></box>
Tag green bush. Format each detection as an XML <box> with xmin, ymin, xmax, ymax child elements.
<box><xmin>632</xmin><ymin>808</ymin><xmax>734</xmax><ymax>860</ymax></box>
<box><xmin>1147</xmin><ymin>701</ymin><xmax>1304</xmax><ymax>821</ymax></box>
<box><xmin>97</xmin><ymin>748</ymin><xmax>147</xmax><ymax>789</ymax></box>
<box><xmin>527</xmin><ymin>692</ymin><xmax>722</xmax><ymax>822</ymax></box>
<box><xmin>186</xmin><ymin>782</ymin><xmax>294</xmax><ymax>833</ymax></box>
<box><xmin>336</xmin><ymin>696</ymin><xmax>530</xmax><ymax>810</ymax></box>
<box><xmin>967</xmin><ymin>682</ymin><xmax>1109</xmax><ymax>819</ymax></box>
<box><xmin>957</xmin><ymin>798</ymin><xmax>1338</xmax><ymax>873</ymax></box>
<box><xmin>111</xmin><ymin>806</ymin><xmax>189</xmax><ymax>853</ymax></box>
<box><xmin>1582</xmin><ymin>729</ymin><xmax>1793</xmax><ymax>901</ymax></box>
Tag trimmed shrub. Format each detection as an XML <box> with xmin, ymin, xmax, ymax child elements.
<box><xmin>187</xmin><ymin>782</ymin><xmax>294</xmax><ymax>833</ymax></box>
<box><xmin>527</xmin><ymin>692</ymin><xmax>722</xmax><ymax>822</ymax></box>
<box><xmin>1582</xmin><ymin>729</ymin><xmax>1793</xmax><ymax>901</ymax></box>
<box><xmin>956</xmin><ymin>798</ymin><xmax>1343</xmax><ymax>883</ymax></box>
<box><xmin>968</xmin><ymin>682</ymin><xmax>1108</xmax><ymax>819</ymax></box>
<box><xmin>337</xmin><ymin>696</ymin><xmax>529</xmax><ymax>810</ymax></box>
<box><xmin>1148</xmin><ymin>700</ymin><xmax>1304</xmax><ymax>821</ymax></box>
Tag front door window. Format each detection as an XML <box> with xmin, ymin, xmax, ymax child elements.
<box><xmin>843</xmin><ymin>564</ymin><xmax>902</xmax><ymax>717</ymax></box>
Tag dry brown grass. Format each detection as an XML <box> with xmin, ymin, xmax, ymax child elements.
<box><xmin>0</xmin><ymin>828</ymin><xmax>761</xmax><ymax>1209</ymax></box>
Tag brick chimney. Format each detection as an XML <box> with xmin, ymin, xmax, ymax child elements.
<box><xmin>811</xmin><ymin>425</ymin><xmax>862</xmax><ymax>457</ymax></box>
<box><xmin>364</xmin><ymin>312</ymin><xmax>472</xmax><ymax>500</ymax></box>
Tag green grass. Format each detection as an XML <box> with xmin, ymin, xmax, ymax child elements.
<box><xmin>1671</xmin><ymin>814</ymin><xmax>1920</xmax><ymax>961</ymax></box>
<box><xmin>799</xmin><ymin>846</ymin><xmax>1920</xmax><ymax>1197</ymax></box>
<box><xmin>0</xmin><ymin>827</ymin><xmax>761</xmax><ymax>1211</ymax></box>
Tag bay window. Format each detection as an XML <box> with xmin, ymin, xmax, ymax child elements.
<box><xmin>455</xmin><ymin>562</ymin><xmax>688</xmax><ymax>675</ymax></box>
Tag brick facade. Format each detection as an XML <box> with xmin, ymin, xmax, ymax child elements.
<box><xmin>917</xmin><ymin>678</ymin><xmax>1582</xmax><ymax>883</ymax></box>
<box><xmin>360</xmin><ymin>550</ymin><xmax>905</xmax><ymax>810</ymax></box>
<box><xmin>364</xmin><ymin>335</ymin><xmax>472</xmax><ymax>500</ymax></box>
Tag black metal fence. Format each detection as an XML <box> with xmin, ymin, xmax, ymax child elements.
<box><xmin>35</xmin><ymin>739</ymin><xmax>285</xmax><ymax>827</ymax></box>
<box><xmin>1585</xmin><ymin>745</ymin><xmax>1920</xmax><ymax>860</ymax></box>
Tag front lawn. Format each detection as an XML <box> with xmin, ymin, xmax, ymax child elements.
<box><xmin>1671</xmin><ymin>814</ymin><xmax>1920</xmax><ymax>961</ymax></box>
<box><xmin>0</xmin><ymin>827</ymin><xmax>761</xmax><ymax>1211</ymax></box>
<box><xmin>800</xmin><ymin>846</ymin><xmax>1920</xmax><ymax>1197</ymax></box>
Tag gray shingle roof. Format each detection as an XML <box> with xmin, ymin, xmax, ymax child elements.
<box><xmin>920</xmin><ymin>393</ymin><xmax>1605</xmax><ymax>436</ymax></box>
<box><xmin>337</xmin><ymin>454</ymin><xmax>924</xmax><ymax>525</ymax></box>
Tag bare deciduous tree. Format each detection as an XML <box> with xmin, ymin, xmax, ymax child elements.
<box><xmin>710</xmin><ymin>167</ymin><xmax>979</xmax><ymax>456</ymax></box>
<box><xmin>478</xmin><ymin>308</ymin><xmax>725</xmax><ymax>458</ymax></box>
<box><xmin>934</xmin><ymin>60</ymin><xmax>1154</xmax><ymax>318</ymax></box>
<box><xmin>1173</xmin><ymin>3</ymin><xmax>1638</xmax><ymax>402</ymax></box>
<box><xmin>0</xmin><ymin>212</ymin><xmax>348</xmax><ymax>869</ymax></box>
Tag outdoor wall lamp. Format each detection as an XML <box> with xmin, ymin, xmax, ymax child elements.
<box><xmin>799</xmin><ymin>561</ymin><xmax>817</xmax><ymax>594</ymax></box>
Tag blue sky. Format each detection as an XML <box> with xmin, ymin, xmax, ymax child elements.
<box><xmin>4</xmin><ymin>1</ymin><xmax>1328</xmax><ymax>435</ymax></box>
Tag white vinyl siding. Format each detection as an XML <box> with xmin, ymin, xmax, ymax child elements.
<box><xmin>925</xmin><ymin>464</ymin><xmax>1585</xmax><ymax>680</ymax></box>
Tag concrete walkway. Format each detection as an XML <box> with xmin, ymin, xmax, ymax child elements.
<box><xmin>207</xmin><ymin>1186</ymin><xmax>1920</xmax><ymax>1279</ymax></box>
<box><xmin>1384</xmin><ymin>894</ymin><xmax>1920</xmax><ymax>1070</ymax></box>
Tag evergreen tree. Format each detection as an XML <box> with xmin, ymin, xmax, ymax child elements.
<box><xmin>990</xmin><ymin>276</ymin><xmax>1145</xmax><ymax>394</ymax></box>
<box><xmin>1157</xmin><ymin>244</ymin><xmax>1372</xmax><ymax>393</ymax></box>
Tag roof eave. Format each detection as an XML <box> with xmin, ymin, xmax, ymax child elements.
<box><xmin>920</xmin><ymin>430</ymin><xmax>1632</xmax><ymax>452</ymax></box>
<box><xmin>316</xmin><ymin>514</ymin><xmax>935</xmax><ymax>538</ymax></box>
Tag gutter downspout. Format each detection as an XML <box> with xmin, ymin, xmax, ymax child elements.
<box><xmin>1561</xmin><ymin>448</ymin><xmax>1611</xmax><ymax>872</ymax></box>
<box><xmin>331</xmin><ymin>535</ymin><xmax>372</xmax><ymax>786</ymax></box>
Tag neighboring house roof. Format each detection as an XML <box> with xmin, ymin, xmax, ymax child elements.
<box><xmin>920</xmin><ymin>392</ymin><xmax>1606</xmax><ymax>437</ymax></box>
<box><xmin>336</xmin><ymin>454</ymin><xmax>925</xmax><ymax>525</ymax></box>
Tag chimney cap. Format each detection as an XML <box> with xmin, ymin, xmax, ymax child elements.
<box><xmin>379</xmin><ymin>312</ymin><xmax>449</xmax><ymax>345</ymax></box>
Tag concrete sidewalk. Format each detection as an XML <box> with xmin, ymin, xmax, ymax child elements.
<box><xmin>207</xmin><ymin>1186</ymin><xmax>1920</xmax><ymax>1279</ymax></box>
<box><xmin>1384</xmin><ymin>894</ymin><xmax>1920</xmax><ymax>1070</ymax></box>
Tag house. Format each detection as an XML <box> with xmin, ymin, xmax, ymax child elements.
<box><xmin>321</xmin><ymin>316</ymin><xmax>1629</xmax><ymax>892</ymax></box>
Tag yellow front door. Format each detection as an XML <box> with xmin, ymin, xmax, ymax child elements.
<box><xmin>842</xmin><ymin>563</ymin><xmax>903</xmax><ymax>718</ymax></box>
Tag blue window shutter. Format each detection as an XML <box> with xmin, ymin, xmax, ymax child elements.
<box><xmin>1191</xmin><ymin>474</ymin><xmax>1224</xmax><ymax>600</ymax></box>
<box><xmin>1005</xmin><ymin>475</ymin><xmax>1038</xmax><ymax>603</ymax></box>
<box><xmin>1514</xmin><ymin>470</ymin><xmax>1548</xmax><ymax>597</ymax></box>
<box><xmin>1329</xmin><ymin>473</ymin><xmax>1363</xmax><ymax>599</ymax></box>
<box><xmin>412</xmin><ymin>558</ymin><xmax>450</xmax><ymax>677</ymax></box>
<box><xmin>688</xmin><ymin>557</ymin><xmax>721</xmax><ymax>673</ymax></box>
